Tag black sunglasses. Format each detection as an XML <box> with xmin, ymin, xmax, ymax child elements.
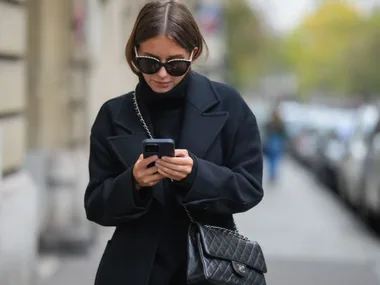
<box><xmin>134</xmin><ymin>47</ymin><xmax>194</xmax><ymax>77</ymax></box>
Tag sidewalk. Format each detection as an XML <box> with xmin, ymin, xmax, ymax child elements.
<box><xmin>38</xmin><ymin>226</ymin><xmax>112</xmax><ymax>285</ymax></box>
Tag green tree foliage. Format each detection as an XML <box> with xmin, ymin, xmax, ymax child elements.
<box><xmin>224</xmin><ymin>0</ymin><xmax>271</xmax><ymax>88</ymax></box>
<box><xmin>342</xmin><ymin>10</ymin><xmax>380</xmax><ymax>96</ymax></box>
<box><xmin>283</xmin><ymin>0</ymin><xmax>364</xmax><ymax>95</ymax></box>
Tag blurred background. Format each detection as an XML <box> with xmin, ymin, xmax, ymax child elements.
<box><xmin>1</xmin><ymin>0</ymin><xmax>380</xmax><ymax>284</ymax></box>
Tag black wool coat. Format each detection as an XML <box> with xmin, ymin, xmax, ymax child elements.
<box><xmin>85</xmin><ymin>72</ymin><xmax>264</xmax><ymax>285</ymax></box>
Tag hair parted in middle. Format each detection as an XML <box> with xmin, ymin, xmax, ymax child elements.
<box><xmin>125</xmin><ymin>0</ymin><xmax>208</xmax><ymax>75</ymax></box>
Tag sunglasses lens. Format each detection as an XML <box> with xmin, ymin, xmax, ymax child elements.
<box><xmin>136</xmin><ymin>58</ymin><xmax>161</xmax><ymax>74</ymax></box>
<box><xmin>166</xmin><ymin>61</ymin><xmax>191</xmax><ymax>76</ymax></box>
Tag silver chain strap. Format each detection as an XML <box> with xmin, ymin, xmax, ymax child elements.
<box><xmin>133</xmin><ymin>91</ymin><xmax>154</xmax><ymax>139</ymax></box>
<box><xmin>132</xmin><ymin>91</ymin><xmax>248</xmax><ymax>241</ymax></box>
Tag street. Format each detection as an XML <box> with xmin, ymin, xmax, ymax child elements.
<box><xmin>39</xmin><ymin>157</ymin><xmax>380</xmax><ymax>285</ymax></box>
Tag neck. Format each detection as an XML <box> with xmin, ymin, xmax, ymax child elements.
<box><xmin>137</xmin><ymin>72</ymin><xmax>190</xmax><ymax>105</ymax></box>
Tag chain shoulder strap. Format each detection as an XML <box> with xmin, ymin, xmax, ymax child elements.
<box><xmin>132</xmin><ymin>91</ymin><xmax>154</xmax><ymax>139</ymax></box>
<box><xmin>132</xmin><ymin>91</ymin><xmax>245</xmax><ymax>239</ymax></box>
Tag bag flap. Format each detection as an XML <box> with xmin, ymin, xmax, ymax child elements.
<box><xmin>198</xmin><ymin>224</ymin><xmax>267</xmax><ymax>273</ymax></box>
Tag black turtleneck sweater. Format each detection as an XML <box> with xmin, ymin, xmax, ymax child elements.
<box><xmin>136</xmin><ymin>74</ymin><xmax>195</xmax><ymax>284</ymax></box>
<box><xmin>136</xmin><ymin>74</ymin><xmax>190</xmax><ymax>145</ymax></box>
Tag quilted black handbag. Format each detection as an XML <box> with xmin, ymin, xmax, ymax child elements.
<box><xmin>185</xmin><ymin>208</ymin><xmax>267</xmax><ymax>285</ymax></box>
<box><xmin>132</xmin><ymin>92</ymin><xmax>267</xmax><ymax>284</ymax></box>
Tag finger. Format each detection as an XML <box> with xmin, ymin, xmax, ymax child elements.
<box><xmin>156</xmin><ymin>159</ymin><xmax>188</xmax><ymax>172</ymax></box>
<box><xmin>134</xmin><ymin>154</ymin><xmax>144</xmax><ymax>167</ymax></box>
<box><xmin>156</xmin><ymin>164</ymin><xmax>186</xmax><ymax>180</ymax></box>
<box><xmin>140</xmin><ymin>155</ymin><xmax>158</xmax><ymax>168</ymax></box>
<box><xmin>147</xmin><ymin>179</ymin><xmax>163</xmax><ymax>187</ymax></box>
<box><xmin>160</xmin><ymin>156</ymin><xmax>190</xmax><ymax>165</ymax></box>
<box><xmin>156</xmin><ymin>168</ymin><xmax>175</xmax><ymax>180</ymax></box>
<box><xmin>140</xmin><ymin>173</ymin><xmax>164</xmax><ymax>186</ymax></box>
<box><xmin>142</xmin><ymin>166</ymin><xmax>160</xmax><ymax>176</ymax></box>
<box><xmin>175</xmin><ymin>149</ymin><xmax>189</xmax><ymax>157</ymax></box>
<box><xmin>147</xmin><ymin>173</ymin><xmax>165</xmax><ymax>182</ymax></box>
<box><xmin>157</xmin><ymin>168</ymin><xmax>183</xmax><ymax>181</ymax></box>
<box><xmin>135</xmin><ymin>165</ymin><xmax>159</xmax><ymax>181</ymax></box>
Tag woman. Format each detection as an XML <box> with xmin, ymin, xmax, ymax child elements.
<box><xmin>263</xmin><ymin>108</ymin><xmax>287</xmax><ymax>183</ymax></box>
<box><xmin>85</xmin><ymin>1</ymin><xmax>264</xmax><ymax>285</ymax></box>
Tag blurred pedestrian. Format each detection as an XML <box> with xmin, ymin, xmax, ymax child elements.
<box><xmin>263</xmin><ymin>108</ymin><xmax>287</xmax><ymax>183</ymax></box>
<box><xmin>84</xmin><ymin>1</ymin><xmax>264</xmax><ymax>285</ymax></box>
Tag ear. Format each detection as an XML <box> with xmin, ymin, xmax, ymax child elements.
<box><xmin>191</xmin><ymin>47</ymin><xmax>199</xmax><ymax>60</ymax></box>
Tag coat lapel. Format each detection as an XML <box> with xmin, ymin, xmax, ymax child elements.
<box><xmin>178</xmin><ymin>72</ymin><xmax>228</xmax><ymax>158</ymax></box>
<box><xmin>106</xmin><ymin>93</ymin><xmax>166</xmax><ymax>206</ymax></box>
<box><xmin>106</xmin><ymin>93</ymin><xmax>154</xmax><ymax>167</ymax></box>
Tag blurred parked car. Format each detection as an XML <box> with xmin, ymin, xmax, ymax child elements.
<box><xmin>246</xmin><ymin>98</ymin><xmax>272</xmax><ymax>136</ymax></box>
<box><xmin>295</xmin><ymin>106</ymin><xmax>335</xmax><ymax>166</ymax></box>
<box><xmin>311</xmin><ymin>108</ymin><xmax>355</xmax><ymax>189</ymax></box>
<box><xmin>361</xmin><ymin>117</ymin><xmax>380</xmax><ymax>231</ymax></box>
<box><xmin>337</xmin><ymin>104</ymin><xmax>379</xmax><ymax>208</ymax></box>
<box><xmin>278</xmin><ymin>101</ymin><xmax>309</xmax><ymax>155</ymax></box>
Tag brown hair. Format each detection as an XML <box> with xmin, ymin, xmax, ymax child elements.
<box><xmin>125</xmin><ymin>0</ymin><xmax>208</xmax><ymax>75</ymax></box>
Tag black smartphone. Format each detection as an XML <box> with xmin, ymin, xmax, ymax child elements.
<box><xmin>142</xmin><ymin>139</ymin><xmax>175</xmax><ymax>167</ymax></box>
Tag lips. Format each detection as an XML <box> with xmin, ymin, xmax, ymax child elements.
<box><xmin>155</xmin><ymin>81</ymin><xmax>171</xmax><ymax>88</ymax></box>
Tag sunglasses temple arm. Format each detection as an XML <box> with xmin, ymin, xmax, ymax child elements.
<box><xmin>134</xmin><ymin>46</ymin><xmax>139</xmax><ymax>57</ymax></box>
<box><xmin>189</xmin><ymin>50</ymin><xmax>195</xmax><ymax>61</ymax></box>
<box><xmin>132</xmin><ymin>46</ymin><xmax>142</xmax><ymax>72</ymax></box>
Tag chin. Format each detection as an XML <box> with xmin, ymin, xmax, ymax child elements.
<box><xmin>152</xmin><ymin>84</ymin><xmax>174</xmax><ymax>93</ymax></box>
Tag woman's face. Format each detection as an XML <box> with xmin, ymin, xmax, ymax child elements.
<box><xmin>137</xmin><ymin>36</ymin><xmax>196</xmax><ymax>93</ymax></box>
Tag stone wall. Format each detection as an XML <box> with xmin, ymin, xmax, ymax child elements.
<box><xmin>0</xmin><ymin>0</ymin><xmax>27</xmax><ymax>174</ymax></box>
<box><xmin>0</xmin><ymin>1</ymin><xmax>39</xmax><ymax>284</ymax></box>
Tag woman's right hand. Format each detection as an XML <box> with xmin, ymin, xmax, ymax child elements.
<box><xmin>133</xmin><ymin>154</ymin><xmax>164</xmax><ymax>189</ymax></box>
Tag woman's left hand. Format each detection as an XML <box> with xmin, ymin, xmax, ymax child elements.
<box><xmin>155</xmin><ymin>149</ymin><xmax>193</xmax><ymax>181</ymax></box>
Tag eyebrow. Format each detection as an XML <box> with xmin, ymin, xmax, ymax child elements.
<box><xmin>143</xmin><ymin>52</ymin><xmax>186</xmax><ymax>60</ymax></box>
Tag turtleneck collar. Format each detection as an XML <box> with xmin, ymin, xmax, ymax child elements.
<box><xmin>136</xmin><ymin>72</ymin><xmax>191</xmax><ymax>106</ymax></box>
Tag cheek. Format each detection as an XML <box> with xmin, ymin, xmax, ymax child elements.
<box><xmin>172</xmin><ymin>75</ymin><xmax>185</xmax><ymax>86</ymax></box>
<box><xmin>172</xmin><ymin>78</ymin><xmax>180</xmax><ymax>87</ymax></box>
<box><xmin>142</xmin><ymin>74</ymin><xmax>152</xmax><ymax>82</ymax></box>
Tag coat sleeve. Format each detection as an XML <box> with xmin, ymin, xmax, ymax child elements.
<box><xmin>84</xmin><ymin>105</ymin><xmax>153</xmax><ymax>227</ymax></box>
<box><xmin>177</xmin><ymin>103</ymin><xmax>264</xmax><ymax>215</ymax></box>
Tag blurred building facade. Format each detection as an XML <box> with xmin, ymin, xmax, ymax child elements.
<box><xmin>192</xmin><ymin>0</ymin><xmax>228</xmax><ymax>82</ymax></box>
<box><xmin>1</xmin><ymin>1</ymin><xmax>38</xmax><ymax>285</ymax></box>
<box><xmin>0</xmin><ymin>0</ymin><xmax>146</xmax><ymax>284</ymax></box>
<box><xmin>0</xmin><ymin>0</ymin><xmax>223</xmax><ymax>284</ymax></box>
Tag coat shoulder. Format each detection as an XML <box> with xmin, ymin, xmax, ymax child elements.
<box><xmin>210</xmin><ymin>80</ymin><xmax>253</xmax><ymax>117</ymax></box>
<box><xmin>192</xmin><ymin>72</ymin><xmax>243</xmax><ymax>104</ymax></box>
<box><xmin>101</xmin><ymin>92</ymin><xmax>134</xmax><ymax>114</ymax></box>
<box><xmin>211</xmin><ymin>81</ymin><xmax>240</xmax><ymax>98</ymax></box>
<box><xmin>90</xmin><ymin>92</ymin><xmax>134</xmax><ymax>136</ymax></box>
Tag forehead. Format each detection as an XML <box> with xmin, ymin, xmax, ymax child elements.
<box><xmin>138</xmin><ymin>35</ymin><xmax>188</xmax><ymax>59</ymax></box>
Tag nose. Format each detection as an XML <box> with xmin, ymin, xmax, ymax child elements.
<box><xmin>157</xmin><ymin>66</ymin><xmax>168</xmax><ymax>78</ymax></box>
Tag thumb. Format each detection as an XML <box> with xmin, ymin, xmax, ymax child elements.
<box><xmin>137</xmin><ymin>154</ymin><xmax>144</xmax><ymax>162</ymax></box>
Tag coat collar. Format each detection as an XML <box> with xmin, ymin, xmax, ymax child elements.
<box><xmin>176</xmin><ymin>72</ymin><xmax>228</xmax><ymax>155</ymax></box>
<box><xmin>107</xmin><ymin>72</ymin><xmax>228</xmax><ymax>206</ymax></box>
<box><xmin>113</xmin><ymin>72</ymin><xmax>222</xmax><ymax>134</ymax></box>
<box><xmin>186</xmin><ymin>71</ymin><xmax>221</xmax><ymax>112</ymax></box>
